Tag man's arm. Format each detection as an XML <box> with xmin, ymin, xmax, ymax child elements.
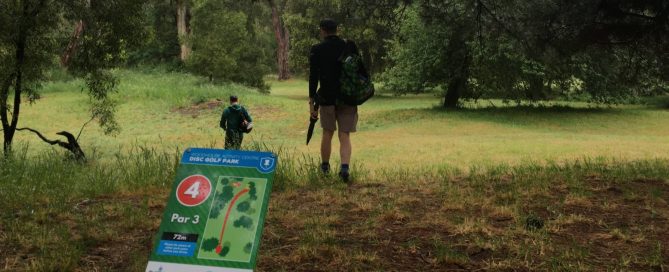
<box><xmin>243</xmin><ymin>107</ymin><xmax>252</xmax><ymax>123</ymax></box>
<box><xmin>309</xmin><ymin>45</ymin><xmax>319</xmax><ymax>102</ymax></box>
<box><xmin>220</xmin><ymin>109</ymin><xmax>227</xmax><ymax>130</ymax></box>
<box><xmin>309</xmin><ymin>45</ymin><xmax>319</xmax><ymax>118</ymax></box>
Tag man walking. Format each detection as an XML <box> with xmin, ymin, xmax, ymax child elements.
<box><xmin>309</xmin><ymin>18</ymin><xmax>358</xmax><ymax>183</ymax></box>
<box><xmin>220</xmin><ymin>95</ymin><xmax>252</xmax><ymax>150</ymax></box>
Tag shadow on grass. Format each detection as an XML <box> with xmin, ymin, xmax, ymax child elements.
<box><xmin>436</xmin><ymin>104</ymin><xmax>640</xmax><ymax>124</ymax></box>
<box><xmin>363</xmin><ymin>103</ymin><xmax>649</xmax><ymax>131</ymax></box>
<box><xmin>442</xmin><ymin>103</ymin><xmax>621</xmax><ymax>114</ymax></box>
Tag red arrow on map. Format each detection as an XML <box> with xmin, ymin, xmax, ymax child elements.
<box><xmin>215</xmin><ymin>188</ymin><xmax>250</xmax><ymax>254</ymax></box>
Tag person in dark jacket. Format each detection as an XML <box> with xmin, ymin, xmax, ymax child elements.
<box><xmin>220</xmin><ymin>95</ymin><xmax>252</xmax><ymax>150</ymax></box>
<box><xmin>309</xmin><ymin>18</ymin><xmax>358</xmax><ymax>183</ymax></box>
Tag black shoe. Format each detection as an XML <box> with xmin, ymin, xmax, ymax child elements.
<box><xmin>320</xmin><ymin>163</ymin><xmax>330</xmax><ymax>175</ymax></box>
<box><xmin>339</xmin><ymin>171</ymin><xmax>350</xmax><ymax>183</ymax></box>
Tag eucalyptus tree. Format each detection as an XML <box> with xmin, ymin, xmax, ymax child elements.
<box><xmin>0</xmin><ymin>0</ymin><xmax>146</xmax><ymax>158</ymax></box>
<box><xmin>382</xmin><ymin>0</ymin><xmax>668</xmax><ymax>108</ymax></box>
<box><xmin>186</xmin><ymin>0</ymin><xmax>274</xmax><ymax>91</ymax></box>
<box><xmin>283</xmin><ymin>0</ymin><xmax>411</xmax><ymax>75</ymax></box>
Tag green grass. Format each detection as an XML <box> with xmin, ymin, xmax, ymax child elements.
<box><xmin>12</xmin><ymin>68</ymin><xmax>669</xmax><ymax>170</ymax></box>
<box><xmin>2</xmin><ymin>149</ymin><xmax>668</xmax><ymax>271</ymax></box>
<box><xmin>2</xmin><ymin>68</ymin><xmax>669</xmax><ymax>271</ymax></box>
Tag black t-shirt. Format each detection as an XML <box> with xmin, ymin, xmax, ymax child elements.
<box><xmin>309</xmin><ymin>35</ymin><xmax>346</xmax><ymax>106</ymax></box>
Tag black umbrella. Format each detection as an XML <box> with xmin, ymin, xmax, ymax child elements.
<box><xmin>306</xmin><ymin>105</ymin><xmax>319</xmax><ymax>145</ymax></box>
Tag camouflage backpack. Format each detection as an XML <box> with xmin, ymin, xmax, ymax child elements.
<box><xmin>338</xmin><ymin>40</ymin><xmax>374</xmax><ymax>106</ymax></box>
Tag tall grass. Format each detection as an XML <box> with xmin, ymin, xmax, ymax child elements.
<box><xmin>0</xmin><ymin>146</ymin><xmax>177</xmax><ymax>210</ymax></box>
<box><xmin>1</xmin><ymin>145</ymin><xmax>668</xmax><ymax>271</ymax></box>
<box><xmin>114</xmin><ymin>69</ymin><xmax>266</xmax><ymax>108</ymax></box>
<box><xmin>244</xmin><ymin>141</ymin><xmax>364</xmax><ymax>190</ymax></box>
<box><xmin>37</xmin><ymin>68</ymin><xmax>266</xmax><ymax>108</ymax></box>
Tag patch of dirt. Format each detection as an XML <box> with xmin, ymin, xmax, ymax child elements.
<box><xmin>546</xmin><ymin>178</ymin><xmax>669</xmax><ymax>269</ymax></box>
<box><xmin>248</xmin><ymin>105</ymin><xmax>289</xmax><ymax>122</ymax></box>
<box><xmin>172</xmin><ymin>99</ymin><xmax>224</xmax><ymax>117</ymax></box>
<box><xmin>258</xmin><ymin>183</ymin><xmax>508</xmax><ymax>271</ymax></box>
<box><xmin>171</xmin><ymin>100</ymin><xmax>287</xmax><ymax>121</ymax></box>
<box><xmin>72</xmin><ymin>189</ymin><xmax>167</xmax><ymax>272</ymax></box>
<box><xmin>8</xmin><ymin>175</ymin><xmax>668</xmax><ymax>271</ymax></box>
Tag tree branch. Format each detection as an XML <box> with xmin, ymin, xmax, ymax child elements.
<box><xmin>17</xmin><ymin>127</ymin><xmax>62</xmax><ymax>145</ymax></box>
<box><xmin>17</xmin><ymin>127</ymin><xmax>86</xmax><ymax>161</ymax></box>
<box><xmin>76</xmin><ymin>116</ymin><xmax>95</xmax><ymax>141</ymax></box>
<box><xmin>478</xmin><ymin>0</ymin><xmax>533</xmax><ymax>51</ymax></box>
<box><xmin>619</xmin><ymin>11</ymin><xmax>657</xmax><ymax>21</ymax></box>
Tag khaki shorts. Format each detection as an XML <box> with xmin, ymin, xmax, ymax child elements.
<box><xmin>320</xmin><ymin>105</ymin><xmax>358</xmax><ymax>132</ymax></box>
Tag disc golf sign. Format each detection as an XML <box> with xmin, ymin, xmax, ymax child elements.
<box><xmin>146</xmin><ymin>148</ymin><xmax>277</xmax><ymax>272</ymax></box>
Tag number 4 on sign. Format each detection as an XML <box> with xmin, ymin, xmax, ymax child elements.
<box><xmin>185</xmin><ymin>182</ymin><xmax>201</xmax><ymax>198</ymax></box>
<box><xmin>176</xmin><ymin>175</ymin><xmax>211</xmax><ymax>207</ymax></box>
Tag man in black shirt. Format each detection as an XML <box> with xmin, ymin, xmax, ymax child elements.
<box><xmin>309</xmin><ymin>18</ymin><xmax>358</xmax><ymax>183</ymax></box>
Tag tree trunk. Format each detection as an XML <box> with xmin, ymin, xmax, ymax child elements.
<box><xmin>361</xmin><ymin>43</ymin><xmax>374</xmax><ymax>74</ymax></box>
<box><xmin>526</xmin><ymin>75</ymin><xmax>546</xmax><ymax>101</ymax></box>
<box><xmin>177</xmin><ymin>0</ymin><xmax>191</xmax><ymax>61</ymax></box>
<box><xmin>268</xmin><ymin>0</ymin><xmax>291</xmax><ymax>80</ymax></box>
<box><xmin>60</xmin><ymin>20</ymin><xmax>84</xmax><ymax>67</ymax></box>
<box><xmin>443</xmin><ymin>36</ymin><xmax>471</xmax><ymax>109</ymax></box>
<box><xmin>1</xmin><ymin>74</ymin><xmax>15</xmax><ymax>155</ymax></box>
<box><xmin>2</xmin><ymin>0</ymin><xmax>47</xmax><ymax>154</ymax></box>
<box><xmin>7</xmin><ymin>49</ymin><xmax>23</xmax><ymax>153</ymax></box>
<box><xmin>3</xmin><ymin>5</ymin><xmax>30</xmax><ymax>154</ymax></box>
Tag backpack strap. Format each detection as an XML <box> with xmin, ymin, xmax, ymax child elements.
<box><xmin>338</xmin><ymin>39</ymin><xmax>353</xmax><ymax>62</ymax></box>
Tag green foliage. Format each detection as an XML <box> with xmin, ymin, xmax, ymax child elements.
<box><xmin>0</xmin><ymin>0</ymin><xmax>148</xmax><ymax>152</ymax></box>
<box><xmin>237</xmin><ymin>201</ymin><xmax>251</xmax><ymax>213</ymax></box>
<box><xmin>244</xmin><ymin>242</ymin><xmax>253</xmax><ymax>254</ymax></box>
<box><xmin>379</xmin><ymin>1</ymin><xmax>669</xmax><ymax>106</ymax></box>
<box><xmin>249</xmin><ymin>182</ymin><xmax>257</xmax><ymax>200</ymax></box>
<box><xmin>210</xmin><ymin>185</ymin><xmax>234</xmax><ymax>218</ymax></box>
<box><xmin>201</xmin><ymin>237</ymin><xmax>219</xmax><ymax>251</ymax></box>
<box><xmin>85</xmin><ymin>71</ymin><xmax>120</xmax><ymax>135</ymax></box>
<box><xmin>283</xmin><ymin>0</ymin><xmax>408</xmax><ymax>75</ymax></box>
<box><xmin>219</xmin><ymin>242</ymin><xmax>231</xmax><ymax>257</ymax></box>
<box><xmin>127</xmin><ymin>0</ymin><xmax>181</xmax><ymax>66</ymax></box>
<box><xmin>65</xmin><ymin>0</ymin><xmax>148</xmax><ymax>133</ymax></box>
<box><xmin>188</xmin><ymin>0</ymin><xmax>272</xmax><ymax>91</ymax></box>
<box><xmin>380</xmin><ymin>7</ymin><xmax>448</xmax><ymax>95</ymax></box>
<box><xmin>221</xmin><ymin>178</ymin><xmax>230</xmax><ymax>185</ymax></box>
<box><xmin>0</xmin><ymin>0</ymin><xmax>64</xmax><ymax>102</ymax></box>
<box><xmin>233</xmin><ymin>215</ymin><xmax>254</xmax><ymax>229</ymax></box>
<box><xmin>219</xmin><ymin>186</ymin><xmax>234</xmax><ymax>203</ymax></box>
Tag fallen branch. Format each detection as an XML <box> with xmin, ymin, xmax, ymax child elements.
<box><xmin>17</xmin><ymin>127</ymin><xmax>85</xmax><ymax>161</ymax></box>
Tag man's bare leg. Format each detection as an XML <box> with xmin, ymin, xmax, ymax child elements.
<box><xmin>321</xmin><ymin>129</ymin><xmax>335</xmax><ymax>173</ymax></box>
<box><xmin>338</xmin><ymin>131</ymin><xmax>352</xmax><ymax>182</ymax></box>
<box><xmin>338</xmin><ymin>131</ymin><xmax>351</xmax><ymax>165</ymax></box>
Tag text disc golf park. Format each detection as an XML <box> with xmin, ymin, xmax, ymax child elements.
<box><xmin>1</xmin><ymin>1</ymin><xmax>669</xmax><ymax>271</ymax></box>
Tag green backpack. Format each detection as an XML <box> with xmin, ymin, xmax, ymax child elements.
<box><xmin>339</xmin><ymin>41</ymin><xmax>374</xmax><ymax>106</ymax></box>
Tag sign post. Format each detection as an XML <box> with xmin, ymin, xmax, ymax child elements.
<box><xmin>146</xmin><ymin>148</ymin><xmax>277</xmax><ymax>272</ymax></box>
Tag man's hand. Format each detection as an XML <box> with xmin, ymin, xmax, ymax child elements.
<box><xmin>309</xmin><ymin>99</ymin><xmax>318</xmax><ymax>119</ymax></box>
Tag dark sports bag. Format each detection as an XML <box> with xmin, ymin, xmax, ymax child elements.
<box><xmin>238</xmin><ymin>108</ymin><xmax>253</xmax><ymax>133</ymax></box>
<box><xmin>338</xmin><ymin>40</ymin><xmax>374</xmax><ymax>106</ymax></box>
